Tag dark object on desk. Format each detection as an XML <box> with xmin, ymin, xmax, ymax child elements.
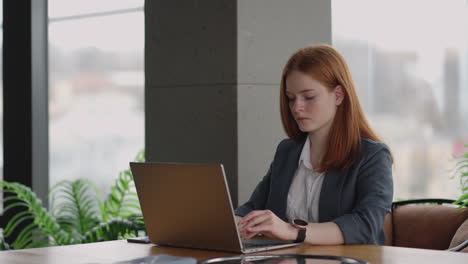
<box><xmin>116</xmin><ymin>254</ymin><xmax>197</xmax><ymax>264</ymax></box>
<box><xmin>201</xmin><ymin>254</ymin><xmax>367</xmax><ymax>264</ymax></box>
<box><xmin>383</xmin><ymin>199</ymin><xmax>468</xmax><ymax>252</ymax></box>
<box><xmin>127</xmin><ymin>236</ymin><xmax>151</xmax><ymax>244</ymax></box>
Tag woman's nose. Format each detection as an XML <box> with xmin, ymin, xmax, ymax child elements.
<box><xmin>292</xmin><ymin>99</ymin><xmax>304</xmax><ymax>113</ymax></box>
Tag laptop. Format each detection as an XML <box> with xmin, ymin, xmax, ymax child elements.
<box><xmin>129</xmin><ymin>162</ymin><xmax>300</xmax><ymax>253</ymax></box>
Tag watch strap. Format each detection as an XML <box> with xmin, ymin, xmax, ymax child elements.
<box><xmin>294</xmin><ymin>228</ymin><xmax>306</xmax><ymax>243</ymax></box>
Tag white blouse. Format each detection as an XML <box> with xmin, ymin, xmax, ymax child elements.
<box><xmin>286</xmin><ymin>136</ymin><xmax>325</xmax><ymax>223</ymax></box>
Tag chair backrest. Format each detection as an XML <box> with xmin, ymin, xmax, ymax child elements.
<box><xmin>384</xmin><ymin>199</ymin><xmax>468</xmax><ymax>250</ymax></box>
<box><xmin>383</xmin><ymin>213</ymin><xmax>393</xmax><ymax>246</ymax></box>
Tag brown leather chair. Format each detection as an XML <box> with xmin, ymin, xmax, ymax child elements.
<box><xmin>383</xmin><ymin>199</ymin><xmax>468</xmax><ymax>252</ymax></box>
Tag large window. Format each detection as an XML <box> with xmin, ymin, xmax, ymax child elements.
<box><xmin>48</xmin><ymin>0</ymin><xmax>144</xmax><ymax>194</ymax></box>
<box><xmin>0</xmin><ymin>2</ymin><xmax>3</xmax><ymax>208</ymax></box>
<box><xmin>333</xmin><ymin>0</ymin><xmax>468</xmax><ymax>199</ymax></box>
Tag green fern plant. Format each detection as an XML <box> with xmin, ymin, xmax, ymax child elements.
<box><xmin>453</xmin><ymin>144</ymin><xmax>468</xmax><ymax>208</ymax></box>
<box><xmin>0</xmin><ymin>150</ymin><xmax>146</xmax><ymax>250</ymax></box>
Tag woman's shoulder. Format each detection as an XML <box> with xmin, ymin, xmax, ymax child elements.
<box><xmin>277</xmin><ymin>137</ymin><xmax>305</xmax><ymax>151</ymax></box>
<box><xmin>360</xmin><ymin>137</ymin><xmax>391</xmax><ymax>159</ymax></box>
<box><xmin>269</xmin><ymin>138</ymin><xmax>305</xmax><ymax>162</ymax></box>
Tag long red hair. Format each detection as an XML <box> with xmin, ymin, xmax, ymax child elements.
<box><xmin>280</xmin><ymin>44</ymin><xmax>388</xmax><ymax>172</ymax></box>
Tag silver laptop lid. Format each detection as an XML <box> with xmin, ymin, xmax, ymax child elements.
<box><xmin>130</xmin><ymin>162</ymin><xmax>243</xmax><ymax>252</ymax></box>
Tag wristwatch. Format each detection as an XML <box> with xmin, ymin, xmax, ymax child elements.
<box><xmin>291</xmin><ymin>219</ymin><xmax>308</xmax><ymax>243</ymax></box>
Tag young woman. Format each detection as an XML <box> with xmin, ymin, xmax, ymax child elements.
<box><xmin>235</xmin><ymin>45</ymin><xmax>393</xmax><ymax>245</ymax></box>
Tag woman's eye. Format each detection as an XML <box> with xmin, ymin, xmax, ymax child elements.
<box><xmin>287</xmin><ymin>97</ymin><xmax>295</xmax><ymax>102</ymax></box>
<box><xmin>305</xmin><ymin>96</ymin><xmax>316</xmax><ymax>101</ymax></box>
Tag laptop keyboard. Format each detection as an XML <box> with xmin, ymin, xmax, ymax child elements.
<box><xmin>242</xmin><ymin>239</ymin><xmax>293</xmax><ymax>248</ymax></box>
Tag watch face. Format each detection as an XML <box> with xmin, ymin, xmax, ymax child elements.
<box><xmin>293</xmin><ymin>219</ymin><xmax>307</xmax><ymax>226</ymax></box>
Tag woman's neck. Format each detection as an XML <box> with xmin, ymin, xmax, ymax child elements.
<box><xmin>308</xmin><ymin>128</ymin><xmax>330</xmax><ymax>169</ymax></box>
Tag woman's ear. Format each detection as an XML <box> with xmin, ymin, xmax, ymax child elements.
<box><xmin>335</xmin><ymin>85</ymin><xmax>345</xmax><ymax>106</ymax></box>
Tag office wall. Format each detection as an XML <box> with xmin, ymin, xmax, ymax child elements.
<box><xmin>145</xmin><ymin>0</ymin><xmax>331</xmax><ymax>206</ymax></box>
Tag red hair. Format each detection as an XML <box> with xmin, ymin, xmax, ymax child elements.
<box><xmin>280</xmin><ymin>44</ymin><xmax>388</xmax><ymax>172</ymax></box>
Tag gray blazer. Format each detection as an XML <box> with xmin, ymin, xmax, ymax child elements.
<box><xmin>235</xmin><ymin>137</ymin><xmax>393</xmax><ymax>245</ymax></box>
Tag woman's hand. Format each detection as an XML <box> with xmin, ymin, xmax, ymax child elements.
<box><xmin>237</xmin><ymin>210</ymin><xmax>298</xmax><ymax>241</ymax></box>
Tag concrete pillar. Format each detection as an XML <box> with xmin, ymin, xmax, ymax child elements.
<box><xmin>145</xmin><ymin>0</ymin><xmax>331</xmax><ymax>206</ymax></box>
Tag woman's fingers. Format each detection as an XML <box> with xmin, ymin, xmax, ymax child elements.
<box><xmin>238</xmin><ymin>210</ymin><xmax>297</xmax><ymax>241</ymax></box>
<box><xmin>241</xmin><ymin>213</ymin><xmax>270</xmax><ymax>230</ymax></box>
<box><xmin>239</xmin><ymin>209</ymin><xmax>297</xmax><ymax>241</ymax></box>
<box><xmin>239</xmin><ymin>210</ymin><xmax>267</xmax><ymax>225</ymax></box>
<box><xmin>238</xmin><ymin>210</ymin><xmax>278</xmax><ymax>239</ymax></box>
<box><xmin>247</xmin><ymin>222</ymin><xmax>271</xmax><ymax>234</ymax></box>
<box><xmin>241</xmin><ymin>230</ymin><xmax>258</xmax><ymax>240</ymax></box>
<box><xmin>235</xmin><ymin>215</ymin><xmax>242</xmax><ymax>225</ymax></box>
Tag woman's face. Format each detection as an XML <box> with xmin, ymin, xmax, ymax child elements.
<box><xmin>285</xmin><ymin>71</ymin><xmax>343</xmax><ymax>136</ymax></box>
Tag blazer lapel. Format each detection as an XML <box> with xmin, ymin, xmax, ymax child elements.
<box><xmin>319</xmin><ymin>168</ymin><xmax>343</xmax><ymax>222</ymax></box>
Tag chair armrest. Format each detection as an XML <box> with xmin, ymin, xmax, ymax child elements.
<box><xmin>447</xmin><ymin>239</ymin><xmax>468</xmax><ymax>252</ymax></box>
